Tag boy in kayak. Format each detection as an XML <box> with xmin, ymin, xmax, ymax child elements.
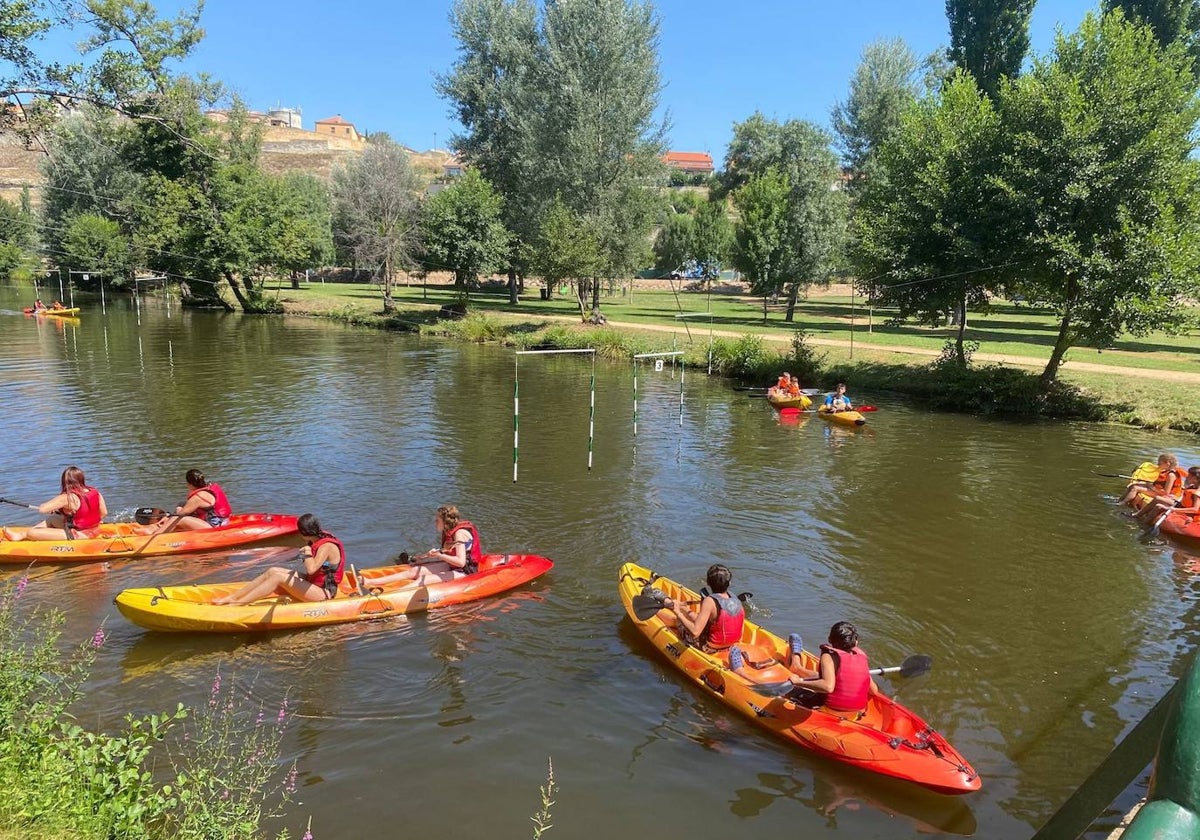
<box><xmin>823</xmin><ymin>383</ymin><xmax>853</xmax><ymax>412</ymax></box>
<box><xmin>2</xmin><ymin>466</ymin><xmax>108</xmax><ymax>541</ymax></box>
<box><xmin>212</xmin><ymin>513</ymin><xmax>344</xmax><ymax>605</ymax></box>
<box><xmin>664</xmin><ymin>563</ymin><xmax>744</xmax><ymax>652</ymax></box>
<box><xmin>768</xmin><ymin>372</ymin><xmax>801</xmax><ymax>399</ymax></box>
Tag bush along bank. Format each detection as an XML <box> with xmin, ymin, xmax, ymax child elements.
<box><xmin>0</xmin><ymin>575</ymin><xmax>305</xmax><ymax>840</ymax></box>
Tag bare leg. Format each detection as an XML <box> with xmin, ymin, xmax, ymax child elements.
<box><xmin>213</xmin><ymin>567</ymin><xmax>328</xmax><ymax>606</ymax></box>
<box><xmin>363</xmin><ymin>566</ymin><xmax>421</xmax><ymax>588</ymax></box>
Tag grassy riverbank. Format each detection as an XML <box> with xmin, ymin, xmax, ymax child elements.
<box><xmin>268</xmin><ymin>279</ymin><xmax>1200</xmax><ymax>434</ymax></box>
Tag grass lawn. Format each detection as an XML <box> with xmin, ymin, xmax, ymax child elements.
<box><xmin>266</xmin><ymin>279</ymin><xmax>1200</xmax><ymax>433</ymax></box>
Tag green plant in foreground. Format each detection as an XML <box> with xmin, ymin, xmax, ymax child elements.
<box><xmin>530</xmin><ymin>757</ymin><xmax>556</xmax><ymax>839</ymax></box>
<box><xmin>0</xmin><ymin>576</ymin><xmax>301</xmax><ymax>839</ymax></box>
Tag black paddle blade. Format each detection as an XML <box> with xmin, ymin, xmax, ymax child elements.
<box><xmin>632</xmin><ymin>594</ymin><xmax>668</xmax><ymax>621</ymax></box>
<box><xmin>393</xmin><ymin>551</ymin><xmax>410</xmax><ymax>565</ymax></box>
<box><xmin>747</xmin><ymin>679</ymin><xmax>798</xmax><ymax>698</ymax></box>
<box><xmin>134</xmin><ymin>507</ymin><xmax>166</xmax><ymax>525</ymax></box>
<box><xmin>897</xmin><ymin>654</ymin><xmax>934</xmax><ymax>678</ymax></box>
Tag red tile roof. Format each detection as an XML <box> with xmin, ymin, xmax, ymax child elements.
<box><xmin>315</xmin><ymin>115</ymin><xmax>354</xmax><ymax>125</ymax></box>
<box><xmin>663</xmin><ymin>151</ymin><xmax>714</xmax><ymax>172</ymax></box>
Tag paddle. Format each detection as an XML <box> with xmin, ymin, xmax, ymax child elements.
<box><xmin>746</xmin><ymin>654</ymin><xmax>935</xmax><ymax>698</ymax></box>
<box><xmin>1148</xmin><ymin>507</ymin><xmax>1177</xmax><ymax>537</ymax></box>
<box><xmin>0</xmin><ymin>496</ymin><xmax>40</xmax><ymax>511</ymax></box>
<box><xmin>1094</xmin><ymin>472</ymin><xmax>1137</xmax><ymax>480</ymax></box>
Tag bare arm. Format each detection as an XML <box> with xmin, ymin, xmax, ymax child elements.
<box><xmin>672</xmin><ymin>596</ymin><xmax>716</xmax><ymax>639</ymax></box>
<box><xmin>425</xmin><ymin>528</ymin><xmax>470</xmax><ymax>570</ymax></box>
<box><xmin>176</xmin><ymin>490</ymin><xmax>214</xmax><ymax>516</ymax></box>
<box><xmin>38</xmin><ymin>492</ymin><xmax>72</xmax><ymax>516</ymax></box>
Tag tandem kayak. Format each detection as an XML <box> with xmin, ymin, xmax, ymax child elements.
<box><xmin>767</xmin><ymin>392</ymin><xmax>812</xmax><ymax>410</ymax></box>
<box><xmin>618</xmin><ymin>562</ymin><xmax>980</xmax><ymax>795</ymax></box>
<box><xmin>817</xmin><ymin>407</ymin><xmax>866</xmax><ymax>427</ymax></box>
<box><xmin>115</xmin><ymin>552</ymin><xmax>554</xmax><ymax>632</ymax></box>
<box><xmin>1131</xmin><ymin>494</ymin><xmax>1200</xmax><ymax>548</ymax></box>
<box><xmin>25</xmin><ymin>307</ymin><xmax>81</xmax><ymax>318</ymax></box>
<box><xmin>0</xmin><ymin>513</ymin><xmax>301</xmax><ymax>563</ymax></box>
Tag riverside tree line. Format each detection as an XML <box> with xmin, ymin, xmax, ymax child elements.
<box><xmin>0</xmin><ymin>0</ymin><xmax>1198</xmax><ymax>387</ymax></box>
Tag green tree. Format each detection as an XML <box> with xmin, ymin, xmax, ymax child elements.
<box><xmin>331</xmin><ymin>140</ymin><xmax>423</xmax><ymax>312</ymax></box>
<box><xmin>732</xmin><ymin>168</ymin><xmax>791</xmax><ymax>323</ymax></box>
<box><xmin>831</xmin><ymin>37</ymin><xmax>921</xmax><ymax>190</ymax></box>
<box><xmin>652</xmin><ymin>212</ymin><xmax>694</xmax><ymax>277</ymax></box>
<box><xmin>534</xmin><ymin>195</ymin><xmax>602</xmax><ymax>310</ymax></box>
<box><xmin>437</xmin><ymin>0</ymin><xmax>541</xmax><ymax>305</ymax></box>
<box><xmin>0</xmin><ymin>195</ymin><xmax>38</xmax><ymax>281</ymax></box>
<box><xmin>719</xmin><ymin>111</ymin><xmax>782</xmax><ymax>197</ymax></box>
<box><xmin>61</xmin><ymin>213</ymin><xmax>131</xmax><ymax>287</ymax></box>
<box><xmin>852</xmin><ymin>72</ymin><xmax>1003</xmax><ymax>364</ymax></box>
<box><xmin>1103</xmin><ymin>0</ymin><xmax>1200</xmax><ymax>70</ymax></box>
<box><xmin>691</xmin><ymin>199</ymin><xmax>733</xmax><ymax>283</ymax></box>
<box><xmin>996</xmin><ymin>11</ymin><xmax>1200</xmax><ymax>386</ymax></box>
<box><xmin>422</xmin><ymin>168</ymin><xmax>510</xmax><ymax>299</ymax></box>
<box><xmin>267</xmin><ymin>174</ymin><xmax>334</xmax><ymax>289</ymax></box>
<box><xmin>946</xmin><ymin>0</ymin><xmax>1036</xmax><ymax>98</ymax></box>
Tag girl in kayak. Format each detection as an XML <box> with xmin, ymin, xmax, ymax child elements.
<box><xmin>665</xmin><ymin>563</ymin><xmax>744</xmax><ymax>652</ymax></box>
<box><xmin>137</xmin><ymin>469</ymin><xmax>232</xmax><ymax>534</ymax></box>
<box><xmin>213</xmin><ymin>513</ymin><xmax>344</xmax><ymax>605</ymax></box>
<box><xmin>1119</xmin><ymin>453</ymin><xmax>1186</xmax><ymax>507</ymax></box>
<box><xmin>1138</xmin><ymin>465</ymin><xmax>1200</xmax><ymax>524</ymax></box>
<box><xmin>2</xmin><ymin>466</ymin><xmax>108</xmax><ymax>541</ymax></box>
<box><xmin>823</xmin><ymin>383</ymin><xmax>853</xmax><ymax>412</ymax></box>
<box><xmin>373</xmin><ymin>505</ymin><xmax>483</xmax><ymax>588</ymax></box>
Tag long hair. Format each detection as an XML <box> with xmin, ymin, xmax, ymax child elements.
<box><xmin>60</xmin><ymin>466</ymin><xmax>87</xmax><ymax>492</ymax></box>
<box><xmin>297</xmin><ymin>513</ymin><xmax>325</xmax><ymax>539</ymax></box>
<box><xmin>185</xmin><ymin>468</ymin><xmax>209</xmax><ymax>489</ymax></box>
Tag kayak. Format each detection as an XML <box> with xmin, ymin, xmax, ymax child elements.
<box><xmin>817</xmin><ymin>407</ymin><xmax>866</xmax><ymax>427</ymax></box>
<box><xmin>0</xmin><ymin>513</ymin><xmax>301</xmax><ymax>563</ymax></box>
<box><xmin>115</xmin><ymin>552</ymin><xmax>554</xmax><ymax>632</ymax></box>
<box><xmin>767</xmin><ymin>392</ymin><xmax>812</xmax><ymax>410</ymax></box>
<box><xmin>25</xmin><ymin>307</ymin><xmax>81</xmax><ymax>318</ymax></box>
<box><xmin>618</xmin><ymin>562</ymin><xmax>981</xmax><ymax>795</ymax></box>
<box><xmin>1131</xmin><ymin>494</ymin><xmax>1200</xmax><ymax>548</ymax></box>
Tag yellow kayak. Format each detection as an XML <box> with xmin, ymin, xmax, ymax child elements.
<box><xmin>817</xmin><ymin>407</ymin><xmax>866</xmax><ymax>427</ymax></box>
<box><xmin>767</xmin><ymin>392</ymin><xmax>812</xmax><ymax>410</ymax></box>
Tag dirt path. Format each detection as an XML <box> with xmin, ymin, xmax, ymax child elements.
<box><xmin>600</xmin><ymin>318</ymin><xmax>1200</xmax><ymax>385</ymax></box>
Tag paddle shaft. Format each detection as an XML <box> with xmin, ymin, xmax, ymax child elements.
<box><xmin>0</xmin><ymin>496</ymin><xmax>39</xmax><ymax>511</ymax></box>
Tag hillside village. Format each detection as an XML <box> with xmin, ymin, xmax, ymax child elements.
<box><xmin>0</xmin><ymin>104</ymin><xmax>715</xmax><ymax>206</ymax></box>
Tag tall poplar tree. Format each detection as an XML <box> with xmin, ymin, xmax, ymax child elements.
<box><xmin>1102</xmin><ymin>0</ymin><xmax>1200</xmax><ymax>71</ymax></box>
<box><xmin>946</xmin><ymin>0</ymin><xmax>1036</xmax><ymax>98</ymax></box>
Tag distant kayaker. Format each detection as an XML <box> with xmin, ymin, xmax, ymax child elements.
<box><xmin>137</xmin><ymin>469</ymin><xmax>232</xmax><ymax>534</ymax></box>
<box><xmin>664</xmin><ymin>563</ymin><xmax>744</xmax><ymax>652</ymax></box>
<box><xmin>212</xmin><ymin>513</ymin><xmax>344</xmax><ymax>605</ymax></box>
<box><xmin>823</xmin><ymin>383</ymin><xmax>853</xmax><ymax>412</ymax></box>
<box><xmin>1</xmin><ymin>466</ymin><xmax>108</xmax><ymax>542</ymax></box>
<box><xmin>32</xmin><ymin>298</ymin><xmax>45</xmax><ymax>311</ymax></box>
<box><xmin>51</xmin><ymin>300</ymin><xmax>65</xmax><ymax>310</ymax></box>
<box><xmin>768</xmin><ymin>372</ymin><xmax>801</xmax><ymax>399</ymax></box>
<box><xmin>1118</xmin><ymin>453</ymin><xmax>1186</xmax><ymax>507</ymax></box>
<box><xmin>375</xmin><ymin>504</ymin><xmax>483</xmax><ymax>588</ymax></box>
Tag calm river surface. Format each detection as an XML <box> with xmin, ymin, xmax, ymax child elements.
<box><xmin>2</xmin><ymin>285</ymin><xmax>1199</xmax><ymax>839</ymax></box>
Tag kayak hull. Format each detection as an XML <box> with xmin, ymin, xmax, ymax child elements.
<box><xmin>116</xmin><ymin>552</ymin><xmax>553</xmax><ymax>632</ymax></box>
<box><xmin>0</xmin><ymin>513</ymin><xmax>301</xmax><ymax>562</ymax></box>
<box><xmin>618</xmin><ymin>562</ymin><xmax>980</xmax><ymax>795</ymax></box>
<box><xmin>817</xmin><ymin>407</ymin><xmax>866</xmax><ymax>427</ymax></box>
<box><xmin>1131</xmin><ymin>495</ymin><xmax>1200</xmax><ymax>547</ymax></box>
<box><xmin>25</xmin><ymin>307</ymin><xmax>81</xmax><ymax>317</ymax></box>
<box><xmin>767</xmin><ymin>392</ymin><xmax>812</xmax><ymax>410</ymax></box>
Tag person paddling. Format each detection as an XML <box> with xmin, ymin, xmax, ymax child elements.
<box><xmin>1119</xmin><ymin>453</ymin><xmax>1186</xmax><ymax>508</ymax></box>
<box><xmin>374</xmin><ymin>505</ymin><xmax>483</xmax><ymax>588</ymax></box>
<box><xmin>213</xmin><ymin>513</ymin><xmax>344</xmax><ymax>605</ymax></box>
<box><xmin>138</xmin><ymin>469</ymin><xmax>232</xmax><ymax>534</ymax></box>
<box><xmin>663</xmin><ymin>563</ymin><xmax>744</xmax><ymax>653</ymax></box>
<box><xmin>1139</xmin><ymin>466</ymin><xmax>1200</xmax><ymax>525</ymax></box>
<box><xmin>2</xmin><ymin>466</ymin><xmax>108</xmax><ymax>541</ymax></box>
<box><xmin>823</xmin><ymin>383</ymin><xmax>853</xmax><ymax>413</ymax></box>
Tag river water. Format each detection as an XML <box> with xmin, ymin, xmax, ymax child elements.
<box><xmin>1</xmin><ymin>285</ymin><xmax>1198</xmax><ymax>839</ymax></box>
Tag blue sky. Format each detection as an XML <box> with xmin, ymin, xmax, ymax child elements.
<box><xmin>172</xmin><ymin>1</ymin><xmax>1100</xmax><ymax>159</ymax></box>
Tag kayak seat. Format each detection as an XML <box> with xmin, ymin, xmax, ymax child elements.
<box><xmin>727</xmin><ymin>645</ymin><xmax>776</xmax><ymax>669</ymax></box>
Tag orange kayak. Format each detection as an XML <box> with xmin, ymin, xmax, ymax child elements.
<box><xmin>115</xmin><ymin>552</ymin><xmax>554</xmax><ymax>632</ymax></box>
<box><xmin>0</xmin><ymin>513</ymin><xmax>301</xmax><ymax>563</ymax></box>
<box><xmin>618</xmin><ymin>562</ymin><xmax>980</xmax><ymax>795</ymax></box>
<box><xmin>817</xmin><ymin>407</ymin><xmax>866</xmax><ymax>426</ymax></box>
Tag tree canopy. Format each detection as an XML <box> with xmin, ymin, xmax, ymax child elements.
<box><xmin>946</xmin><ymin>0</ymin><xmax>1036</xmax><ymax>98</ymax></box>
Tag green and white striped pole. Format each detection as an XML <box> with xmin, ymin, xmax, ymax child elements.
<box><xmin>514</xmin><ymin>348</ymin><xmax>597</xmax><ymax>482</ymax></box>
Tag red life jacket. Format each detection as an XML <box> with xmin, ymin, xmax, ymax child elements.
<box><xmin>705</xmin><ymin>592</ymin><xmax>744</xmax><ymax>649</ymax></box>
<box><xmin>188</xmin><ymin>483</ymin><xmax>231</xmax><ymax>519</ymax></box>
<box><xmin>822</xmin><ymin>645</ymin><xmax>871</xmax><ymax>711</ymax></box>
<box><xmin>443</xmin><ymin>520</ymin><xmax>482</xmax><ymax>574</ymax></box>
<box><xmin>305</xmin><ymin>534</ymin><xmax>345</xmax><ymax>590</ymax></box>
<box><xmin>63</xmin><ymin>486</ymin><xmax>102</xmax><ymax>531</ymax></box>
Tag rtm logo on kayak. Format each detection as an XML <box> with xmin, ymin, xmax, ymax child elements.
<box><xmin>746</xmin><ymin>701</ymin><xmax>776</xmax><ymax>719</ymax></box>
<box><xmin>665</xmin><ymin>643</ymin><xmax>684</xmax><ymax>659</ymax></box>
<box><xmin>50</xmin><ymin>545</ymin><xmax>74</xmax><ymax>552</ymax></box>
<box><xmin>302</xmin><ymin>608</ymin><xmax>329</xmax><ymax>618</ymax></box>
